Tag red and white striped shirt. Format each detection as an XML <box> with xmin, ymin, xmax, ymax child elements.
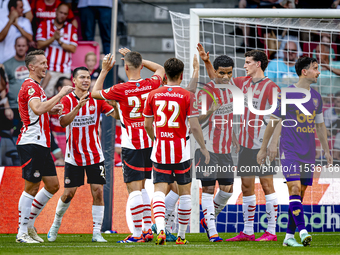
<box><xmin>197</xmin><ymin>81</ymin><xmax>233</xmax><ymax>154</ymax></box>
<box><xmin>100</xmin><ymin>75</ymin><xmax>162</xmax><ymax>150</ymax></box>
<box><xmin>230</xmin><ymin>76</ymin><xmax>280</xmax><ymax>149</ymax></box>
<box><xmin>17</xmin><ymin>78</ymin><xmax>51</xmax><ymax>147</ymax></box>
<box><xmin>143</xmin><ymin>85</ymin><xmax>199</xmax><ymax>164</ymax></box>
<box><xmin>36</xmin><ymin>19</ymin><xmax>77</xmax><ymax>74</ymax></box>
<box><xmin>60</xmin><ymin>92</ymin><xmax>113</xmax><ymax>166</ymax></box>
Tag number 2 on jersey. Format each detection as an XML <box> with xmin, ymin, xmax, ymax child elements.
<box><xmin>155</xmin><ymin>100</ymin><xmax>179</xmax><ymax>128</ymax></box>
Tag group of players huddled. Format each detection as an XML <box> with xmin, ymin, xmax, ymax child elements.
<box><xmin>15</xmin><ymin>42</ymin><xmax>332</xmax><ymax>247</ymax></box>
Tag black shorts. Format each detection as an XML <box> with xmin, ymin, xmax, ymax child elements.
<box><xmin>17</xmin><ymin>144</ymin><xmax>56</xmax><ymax>183</ymax></box>
<box><xmin>64</xmin><ymin>161</ymin><xmax>106</xmax><ymax>188</ymax></box>
<box><xmin>153</xmin><ymin>160</ymin><xmax>192</xmax><ymax>185</ymax></box>
<box><xmin>237</xmin><ymin>146</ymin><xmax>277</xmax><ymax>177</ymax></box>
<box><xmin>195</xmin><ymin>149</ymin><xmax>234</xmax><ymax>186</ymax></box>
<box><xmin>121</xmin><ymin>147</ymin><xmax>152</xmax><ymax>183</ymax></box>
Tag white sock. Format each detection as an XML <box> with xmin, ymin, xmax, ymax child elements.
<box><xmin>178</xmin><ymin>195</ymin><xmax>191</xmax><ymax>239</ymax></box>
<box><xmin>153</xmin><ymin>191</ymin><xmax>166</xmax><ymax>234</ymax></box>
<box><xmin>18</xmin><ymin>193</ymin><xmax>23</xmax><ymax>230</ymax></box>
<box><xmin>285</xmin><ymin>233</ymin><xmax>295</xmax><ymax>240</ymax></box>
<box><xmin>164</xmin><ymin>190</ymin><xmax>179</xmax><ymax>232</ymax></box>
<box><xmin>141</xmin><ymin>189</ymin><xmax>152</xmax><ymax>231</ymax></box>
<box><xmin>213</xmin><ymin>190</ymin><xmax>232</xmax><ymax>216</ymax></box>
<box><xmin>18</xmin><ymin>191</ymin><xmax>34</xmax><ymax>236</ymax></box>
<box><xmin>92</xmin><ymin>205</ymin><xmax>104</xmax><ymax>234</ymax></box>
<box><xmin>265</xmin><ymin>193</ymin><xmax>278</xmax><ymax>235</ymax></box>
<box><xmin>129</xmin><ymin>191</ymin><xmax>143</xmax><ymax>237</ymax></box>
<box><xmin>299</xmin><ymin>229</ymin><xmax>308</xmax><ymax>238</ymax></box>
<box><xmin>27</xmin><ymin>187</ymin><xmax>53</xmax><ymax>228</ymax></box>
<box><xmin>243</xmin><ymin>195</ymin><xmax>256</xmax><ymax>235</ymax></box>
<box><xmin>202</xmin><ymin>193</ymin><xmax>217</xmax><ymax>237</ymax></box>
<box><xmin>53</xmin><ymin>198</ymin><xmax>71</xmax><ymax>226</ymax></box>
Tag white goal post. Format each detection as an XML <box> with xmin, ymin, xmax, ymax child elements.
<box><xmin>170</xmin><ymin>8</ymin><xmax>340</xmax><ymax>233</ymax></box>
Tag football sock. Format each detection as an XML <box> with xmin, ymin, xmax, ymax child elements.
<box><xmin>164</xmin><ymin>190</ymin><xmax>179</xmax><ymax>232</ymax></box>
<box><xmin>286</xmin><ymin>206</ymin><xmax>297</xmax><ymax>235</ymax></box>
<box><xmin>141</xmin><ymin>189</ymin><xmax>152</xmax><ymax>231</ymax></box>
<box><xmin>214</xmin><ymin>190</ymin><xmax>232</xmax><ymax>216</ymax></box>
<box><xmin>153</xmin><ymin>191</ymin><xmax>166</xmax><ymax>234</ymax></box>
<box><xmin>289</xmin><ymin>195</ymin><xmax>306</xmax><ymax>232</ymax></box>
<box><xmin>265</xmin><ymin>193</ymin><xmax>278</xmax><ymax>235</ymax></box>
<box><xmin>92</xmin><ymin>205</ymin><xmax>104</xmax><ymax>234</ymax></box>
<box><xmin>202</xmin><ymin>193</ymin><xmax>217</xmax><ymax>237</ymax></box>
<box><xmin>27</xmin><ymin>188</ymin><xmax>53</xmax><ymax>228</ymax></box>
<box><xmin>129</xmin><ymin>191</ymin><xmax>144</xmax><ymax>237</ymax></box>
<box><xmin>243</xmin><ymin>195</ymin><xmax>256</xmax><ymax>235</ymax></box>
<box><xmin>52</xmin><ymin>198</ymin><xmax>71</xmax><ymax>226</ymax></box>
<box><xmin>18</xmin><ymin>191</ymin><xmax>34</xmax><ymax>237</ymax></box>
<box><xmin>178</xmin><ymin>195</ymin><xmax>191</xmax><ymax>239</ymax></box>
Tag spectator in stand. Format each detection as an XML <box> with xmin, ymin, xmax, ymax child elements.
<box><xmin>36</xmin><ymin>3</ymin><xmax>77</xmax><ymax>98</ymax></box>
<box><xmin>324</xmin><ymin>92</ymin><xmax>340</xmax><ymax>160</ymax></box>
<box><xmin>297</xmin><ymin>0</ymin><xmax>334</xmax><ymax>8</ymax></box>
<box><xmin>265</xmin><ymin>41</ymin><xmax>299</xmax><ymax>88</ymax></box>
<box><xmin>31</xmin><ymin>0</ymin><xmax>77</xmax><ymax>32</ymax></box>
<box><xmin>259</xmin><ymin>0</ymin><xmax>295</xmax><ymax>8</ymax></box>
<box><xmin>332</xmin><ymin>0</ymin><xmax>340</xmax><ymax>8</ymax></box>
<box><xmin>3</xmin><ymin>36</ymin><xmax>29</xmax><ymax>137</ymax></box>
<box><xmin>0</xmin><ymin>0</ymin><xmax>33</xmax><ymax>63</ymax></box>
<box><xmin>315</xmin><ymin>43</ymin><xmax>340</xmax><ymax>100</ymax></box>
<box><xmin>78</xmin><ymin>0</ymin><xmax>111</xmax><ymax>55</ymax></box>
<box><xmin>0</xmin><ymin>0</ymin><xmax>33</xmax><ymax>22</ymax></box>
<box><xmin>85</xmin><ymin>52</ymin><xmax>101</xmax><ymax>92</ymax></box>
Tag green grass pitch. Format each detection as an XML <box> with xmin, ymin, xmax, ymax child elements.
<box><xmin>1</xmin><ymin>233</ymin><xmax>340</xmax><ymax>255</ymax></box>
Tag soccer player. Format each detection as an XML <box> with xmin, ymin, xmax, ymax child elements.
<box><xmin>196</xmin><ymin>43</ymin><xmax>239</xmax><ymax>242</ymax></box>
<box><xmin>202</xmin><ymin>49</ymin><xmax>281</xmax><ymax>241</ymax></box>
<box><xmin>92</xmin><ymin>49</ymin><xmax>165</xmax><ymax>243</ymax></box>
<box><xmin>47</xmin><ymin>66</ymin><xmax>117</xmax><ymax>243</ymax></box>
<box><xmin>257</xmin><ymin>56</ymin><xmax>333</xmax><ymax>247</ymax></box>
<box><xmin>16</xmin><ymin>50</ymin><xmax>73</xmax><ymax>243</ymax></box>
<box><xmin>143</xmin><ymin>57</ymin><xmax>210</xmax><ymax>245</ymax></box>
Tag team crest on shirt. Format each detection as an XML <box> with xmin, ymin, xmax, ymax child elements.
<box><xmin>72</xmin><ymin>33</ymin><xmax>77</xmax><ymax>41</ymax></box>
<box><xmin>33</xmin><ymin>170</ymin><xmax>40</xmax><ymax>178</ymax></box>
<box><xmin>313</xmin><ymin>98</ymin><xmax>319</xmax><ymax>108</ymax></box>
<box><xmin>254</xmin><ymin>90</ymin><xmax>261</xmax><ymax>95</ymax></box>
<box><xmin>104</xmin><ymin>88</ymin><xmax>110</xmax><ymax>93</ymax></box>
<box><xmin>89</xmin><ymin>105</ymin><xmax>95</xmax><ymax>111</ymax></box>
<box><xmin>151</xmin><ymin>76</ymin><xmax>159</xmax><ymax>80</ymax></box>
<box><xmin>193</xmin><ymin>101</ymin><xmax>198</xmax><ymax>109</ymax></box>
<box><xmin>28</xmin><ymin>88</ymin><xmax>35</xmax><ymax>95</ymax></box>
<box><xmin>168</xmin><ymin>88</ymin><xmax>172</xmax><ymax>92</ymax></box>
<box><xmin>136</xmin><ymin>83</ymin><xmax>140</xmax><ymax>87</ymax></box>
<box><xmin>65</xmin><ymin>178</ymin><xmax>71</xmax><ymax>184</ymax></box>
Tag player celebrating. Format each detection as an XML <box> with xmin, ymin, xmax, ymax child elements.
<box><xmin>16</xmin><ymin>50</ymin><xmax>73</xmax><ymax>243</ymax></box>
<box><xmin>258</xmin><ymin>56</ymin><xmax>332</xmax><ymax>247</ymax></box>
<box><xmin>47</xmin><ymin>67</ymin><xmax>117</xmax><ymax>243</ymax></box>
<box><xmin>202</xmin><ymin>49</ymin><xmax>281</xmax><ymax>241</ymax></box>
<box><xmin>92</xmin><ymin>50</ymin><xmax>165</xmax><ymax>243</ymax></box>
<box><xmin>143</xmin><ymin>57</ymin><xmax>210</xmax><ymax>245</ymax></box>
<box><xmin>195</xmin><ymin>43</ymin><xmax>239</xmax><ymax>242</ymax></box>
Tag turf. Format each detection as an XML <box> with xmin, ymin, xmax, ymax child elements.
<box><xmin>1</xmin><ymin>233</ymin><xmax>340</xmax><ymax>255</ymax></box>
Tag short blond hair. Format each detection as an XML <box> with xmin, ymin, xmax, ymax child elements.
<box><xmin>85</xmin><ymin>51</ymin><xmax>97</xmax><ymax>62</ymax></box>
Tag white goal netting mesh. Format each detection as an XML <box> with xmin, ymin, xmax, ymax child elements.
<box><xmin>170</xmin><ymin>10</ymin><xmax>340</xmax><ymax>233</ymax></box>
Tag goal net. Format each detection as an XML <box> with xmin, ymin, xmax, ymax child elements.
<box><xmin>170</xmin><ymin>9</ymin><xmax>340</xmax><ymax>233</ymax></box>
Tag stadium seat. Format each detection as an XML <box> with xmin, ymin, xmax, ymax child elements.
<box><xmin>71</xmin><ymin>41</ymin><xmax>100</xmax><ymax>71</ymax></box>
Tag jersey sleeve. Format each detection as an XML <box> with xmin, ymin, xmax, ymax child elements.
<box><xmin>99</xmin><ymin>100</ymin><xmax>114</xmax><ymax>116</ymax></box>
<box><xmin>143</xmin><ymin>92</ymin><xmax>154</xmax><ymax>118</ymax></box>
<box><xmin>187</xmin><ymin>92</ymin><xmax>199</xmax><ymax>118</ymax></box>
<box><xmin>100</xmin><ymin>85</ymin><xmax>123</xmax><ymax>101</ymax></box>
<box><xmin>315</xmin><ymin>93</ymin><xmax>324</xmax><ymax>124</ymax></box>
<box><xmin>27</xmin><ymin>83</ymin><xmax>42</xmax><ymax>103</ymax></box>
<box><xmin>145</xmin><ymin>75</ymin><xmax>162</xmax><ymax>90</ymax></box>
<box><xmin>36</xmin><ymin>22</ymin><xmax>47</xmax><ymax>41</ymax></box>
<box><xmin>268</xmin><ymin>82</ymin><xmax>281</xmax><ymax>105</ymax></box>
<box><xmin>69</xmin><ymin>25</ymin><xmax>78</xmax><ymax>46</ymax></box>
<box><xmin>271</xmin><ymin>92</ymin><xmax>282</xmax><ymax>119</ymax></box>
<box><xmin>60</xmin><ymin>96</ymin><xmax>71</xmax><ymax>118</ymax></box>
<box><xmin>197</xmin><ymin>86</ymin><xmax>213</xmax><ymax>114</ymax></box>
<box><xmin>230</xmin><ymin>77</ymin><xmax>242</xmax><ymax>89</ymax></box>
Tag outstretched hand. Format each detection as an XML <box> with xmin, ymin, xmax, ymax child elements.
<box><xmin>102</xmin><ymin>53</ymin><xmax>116</xmax><ymax>72</ymax></box>
<box><xmin>197</xmin><ymin>43</ymin><xmax>210</xmax><ymax>62</ymax></box>
<box><xmin>119</xmin><ymin>48</ymin><xmax>131</xmax><ymax>60</ymax></box>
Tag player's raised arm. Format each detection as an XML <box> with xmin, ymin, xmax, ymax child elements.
<box><xmin>29</xmin><ymin>85</ymin><xmax>74</xmax><ymax>116</ymax></box>
<box><xmin>315</xmin><ymin>122</ymin><xmax>333</xmax><ymax>166</ymax></box>
<box><xmin>59</xmin><ymin>93</ymin><xmax>89</xmax><ymax>128</ymax></box>
<box><xmin>186</xmin><ymin>54</ymin><xmax>199</xmax><ymax>93</ymax></box>
<box><xmin>197</xmin><ymin>43</ymin><xmax>215</xmax><ymax>80</ymax></box>
<box><xmin>92</xmin><ymin>53</ymin><xmax>116</xmax><ymax>100</ymax></box>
